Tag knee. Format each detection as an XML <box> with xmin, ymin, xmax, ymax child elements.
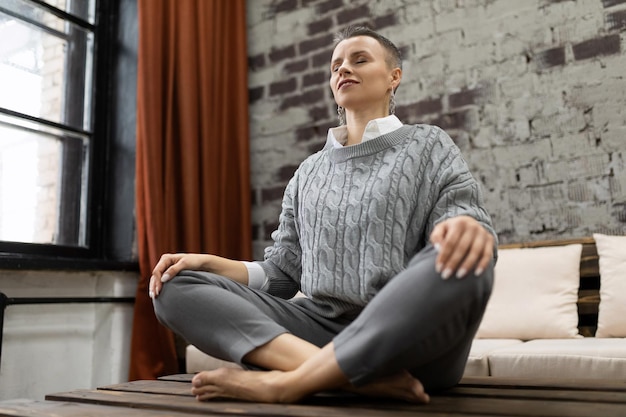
<box><xmin>449</xmin><ymin>261</ymin><xmax>495</xmax><ymax>331</ymax></box>
<box><xmin>470</xmin><ymin>260</ymin><xmax>495</xmax><ymax>308</ymax></box>
<box><xmin>406</xmin><ymin>245</ymin><xmax>494</xmax><ymax>295</ymax></box>
<box><xmin>445</xmin><ymin>260</ymin><xmax>494</xmax><ymax>315</ymax></box>
<box><xmin>152</xmin><ymin>279</ymin><xmax>178</xmax><ymax>327</ymax></box>
<box><xmin>152</xmin><ymin>271</ymin><xmax>223</xmax><ymax>327</ymax></box>
<box><xmin>401</xmin><ymin>250</ymin><xmax>495</xmax><ymax>323</ymax></box>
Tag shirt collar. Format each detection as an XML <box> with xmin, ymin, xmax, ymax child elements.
<box><xmin>328</xmin><ymin>115</ymin><xmax>403</xmax><ymax>148</ymax></box>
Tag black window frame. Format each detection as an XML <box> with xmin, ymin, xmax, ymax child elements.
<box><xmin>0</xmin><ymin>0</ymin><xmax>138</xmax><ymax>271</ymax></box>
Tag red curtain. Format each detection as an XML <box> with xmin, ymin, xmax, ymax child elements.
<box><xmin>130</xmin><ymin>0</ymin><xmax>252</xmax><ymax>380</ymax></box>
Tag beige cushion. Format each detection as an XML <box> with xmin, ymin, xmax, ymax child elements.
<box><xmin>464</xmin><ymin>339</ymin><xmax>524</xmax><ymax>377</ymax></box>
<box><xmin>487</xmin><ymin>338</ymin><xmax>626</xmax><ymax>379</ymax></box>
<box><xmin>476</xmin><ymin>244</ymin><xmax>582</xmax><ymax>340</ymax></box>
<box><xmin>185</xmin><ymin>345</ymin><xmax>241</xmax><ymax>373</ymax></box>
<box><xmin>593</xmin><ymin>233</ymin><xmax>626</xmax><ymax>337</ymax></box>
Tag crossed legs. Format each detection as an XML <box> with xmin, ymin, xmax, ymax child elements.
<box><xmin>154</xmin><ymin>245</ymin><xmax>493</xmax><ymax>403</ymax></box>
<box><xmin>191</xmin><ymin>340</ymin><xmax>430</xmax><ymax>403</ymax></box>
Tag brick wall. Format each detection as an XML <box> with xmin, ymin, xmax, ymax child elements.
<box><xmin>246</xmin><ymin>0</ymin><xmax>626</xmax><ymax>259</ymax></box>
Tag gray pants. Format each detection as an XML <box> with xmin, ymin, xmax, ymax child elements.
<box><xmin>153</xmin><ymin>245</ymin><xmax>493</xmax><ymax>391</ymax></box>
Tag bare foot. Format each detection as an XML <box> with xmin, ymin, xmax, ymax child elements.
<box><xmin>191</xmin><ymin>368</ymin><xmax>300</xmax><ymax>403</ymax></box>
<box><xmin>346</xmin><ymin>370</ymin><xmax>430</xmax><ymax>404</ymax></box>
<box><xmin>191</xmin><ymin>367</ymin><xmax>429</xmax><ymax>405</ymax></box>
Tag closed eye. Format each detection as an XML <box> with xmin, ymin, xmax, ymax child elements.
<box><xmin>330</xmin><ymin>56</ymin><xmax>368</xmax><ymax>72</ymax></box>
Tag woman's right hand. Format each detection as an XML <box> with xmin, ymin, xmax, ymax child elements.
<box><xmin>149</xmin><ymin>253</ymin><xmax>212</xmax><ymax>299</ymax></box>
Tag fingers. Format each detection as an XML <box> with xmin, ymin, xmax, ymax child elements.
<box><xmin>432</xmin><ymin>220</ymin><xmax>464</xmax><ymax>278</ymax></box>
<box><xmin>430</xmin><ymin>216</ymin><xmax>493</xmax><ymax>279</ymax></box>
<box><xmin>455</xmin><ymin>229</ymin><xmax>493</xmax><ymax>278</ymax></box>
<box><xmin>148</xmin><ymin>275</ymin><xmax>156</xmax><ymax>299</ymax></box>
<box><xmin>149</xmin><ymin>253</ymin><xmax>182</xmax><ymax>299</ymax></box>
<box><xmin>148</xmin><ymin>271</ymin><xmax>163</xmax><ymax>299</ymax></box>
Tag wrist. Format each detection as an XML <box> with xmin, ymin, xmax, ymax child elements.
<box><xmin>203</xmin><ymin>254</ymin><xmax>217</xmax><ymax>272</ymax></box>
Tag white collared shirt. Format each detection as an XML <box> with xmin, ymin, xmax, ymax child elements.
<box><xmin>328</xmin><ymin>114</ymin><xmax>403</xmax><ymax>148</ymax></box>
<box><xmin>243</xmin><ymin>114</ymin><xmax>404</xmax><ymax>289</ymax></box>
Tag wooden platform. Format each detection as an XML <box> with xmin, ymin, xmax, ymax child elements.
<box><xmin>1</xmin><ymin>374</ymin><xmax>625</xmax><ymax>416</ymax></box>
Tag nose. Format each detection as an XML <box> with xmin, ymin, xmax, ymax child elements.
<box><xmin>338</xmin><ymin>62</ymin><xmax>352</xmax><ymax>75</ymax></box>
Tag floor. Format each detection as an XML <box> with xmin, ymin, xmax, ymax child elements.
<box><xmin>0</xmin><ymin>374</ymin><xmax>625</xmax><ymax>416</ymax></box>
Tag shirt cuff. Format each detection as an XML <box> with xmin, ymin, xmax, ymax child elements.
<box><xmin>242</xmin><ymin>261</ymin><xmax>266</xmax><ymax>289</ymax></box>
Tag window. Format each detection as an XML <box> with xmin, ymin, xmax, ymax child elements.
<box><xmin>0</xmin><ymin>0</ymin><xmax>134</xmax><ymax>264</ymax></box>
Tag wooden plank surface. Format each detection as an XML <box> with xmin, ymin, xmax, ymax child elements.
<box><xmin>0</xmin><ymin>398</ymin><xmax>190</xmax><ymax>417</ymax></box>
<box><xmin>45</xmin><ymin>389</ymin><xmax>436</xmax><ymax>417</ymax></box>
<box><xmin>459</xmin><ymin>377</ymin><xmax>626</xmax><ymax>392</ymax></box>
<box><xmin>44</xmin><ymin>379</ymin><xmax>626</xmax><ymax>417</ymax></box>
<box><xmin>1</xmin><ymin>375</ymin><xmax>623</xmax><ymax>417</ymax></box>
<box><xmin>98</xmin><ymin>380</ymin><xmax>194</xmax><ymax>396</ymax></box>
<box><xmin>108</xmin><ymin>377</ymin><xmax>626</xmax><ymax>405</ymax></box>
<box><xmin>158</xmin><ymin>373</ymin><xmax>194</xmax><ymax>383</ymax></box>
<box><xmin>448</xmin><ymin>386</ymin><xmax>626</xmax><ymax>404</ymax></box>
<box><xmin>498</xmin><ymin>237</ymin><xmax>596</xmax><ymax>249</ymax></box>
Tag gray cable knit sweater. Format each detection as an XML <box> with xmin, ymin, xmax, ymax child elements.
<box><xmin>258</xmin><ymin>124</ymin><xmax>496</xmax><ymax>319</ymax></box>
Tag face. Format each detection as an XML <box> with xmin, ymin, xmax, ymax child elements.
<box><xmin>329</xmin><ymin>36</ymin><xmax>400</xmax><ymax>114</ymax></box>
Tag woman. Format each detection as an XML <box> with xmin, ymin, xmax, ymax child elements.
<box><xmin>150</xmin><ymin>25</ymin><xmax>496</xmax><ymax>404</ymax></box>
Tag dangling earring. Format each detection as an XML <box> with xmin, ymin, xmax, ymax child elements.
<box><xmin>337</xmin><ymin>105</ymin><xmax>346</xmax><ymax>125</ymax></box>
<box><xmin>389</xmin><ymin>88</ymin><xmax>396</xmax><ymax>116</ymax></box>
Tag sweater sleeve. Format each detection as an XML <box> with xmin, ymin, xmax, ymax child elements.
<box><xmin>425</xmin><ymin>127</ymin><xmax>498</xmax><ymax>254</ymax></box>
<box><xmin>255</xmin><ymin>172</ymin><xmax>302</xmax><ymax>299</ymax></box>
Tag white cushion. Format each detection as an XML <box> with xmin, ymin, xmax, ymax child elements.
<box><xmin>464</xmin><ymin>339</ymin><xmax>524</xmax><ymax>377</ymax></box>
<box><xmin>476</xmin><ymin>244</ymin><xmax>582</xmax><ymax>340</ymax></box>
<box><xmin>488</xmin><ymin>338</ymin><xmax>626</xmax><ymax>379</ymax></box>
<box><xmin>185</xmin><ymin>345</ymin><xmax>241</xmax><ymax>373</ymax></box>
<box><xmin>593</xmin><ymin>233</ymin><xmax>626</xmax><ymax>337</ymax></box>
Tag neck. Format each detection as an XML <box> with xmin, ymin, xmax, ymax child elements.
<box><xmin>344</xmin><ymin>107</ymin><xmax>389</xmax><ymax>146</ymax></box>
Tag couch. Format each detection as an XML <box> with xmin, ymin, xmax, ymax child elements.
<box><xmin>186</xmin><ymin>234</ymin><xmax>626</xmax><ymax>380</ymax></box>
<box><xmin>465</xmin><ymin>234</ymin><xmax>626</xmax><ymax>379</ymax></box>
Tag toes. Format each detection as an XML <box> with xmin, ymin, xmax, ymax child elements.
<box><xmin>408</xmin><ymin>379</ymin><xmax>430</xmax><ymax>404</ymax></box>
<box><xmin>191</xmin><ymin>371</ymin><xmax>210</xmax><ymax>388</ymax></box>
<box><xmin>195</xmin><ymin>391</ymin><xmax>220</xmax><ymax>401</ymax></box>
<box><xmin>192</xmin><ymin>380</ymin><xmax>226</xmax><ymax>400</ymax></box>
<box><xmin>191</xmin><ymin>369</ymin><xmax>229</xmax><ymax>400</ymax></box>
<box><xmin>410</xmin><ymin>386</ymin><xmax>430</xmax><ymax>404</ymax></box>
<box><xmin>387</xmin><ymin>371</ymin><xmax>430</xmax><ymax>404</ymax></box>
<box><xmin>192</xmin><ymin>368</ymin><xmax>228</xmax><ymax>387</ymax></box>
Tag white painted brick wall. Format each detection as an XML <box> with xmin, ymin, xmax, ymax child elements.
<box><xmin>247</xmin><ymin>0</ymin><xmax>626</xmax><ymax>257</ymax></box>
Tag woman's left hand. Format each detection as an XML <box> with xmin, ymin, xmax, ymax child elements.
<box><xmin>429</xmin><ymin>215</ymin><xmax>494</xmax><ymax>279</ymax></box>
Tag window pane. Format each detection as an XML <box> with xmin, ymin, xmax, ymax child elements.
<box><xmin>0</xmin><ymin>1</ymin><xmax>94</xmax><ymax>132</ymax></box>
<box><xmin>0</xmin><ymin>115</ymin><xmax>89</xmax><ymax>247</ymax></box>
<box><xmin>0</xmin><ymin>0</ymin><xmax>95</xmax><ymax>26</ymax></box>
<box><xmin>41</xmin><ymin>0</ymin><xmax>96</xmax><ymax>24</ymax></box>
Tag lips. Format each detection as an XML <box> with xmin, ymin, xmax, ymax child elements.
<box><xmin>338</xmin><ymin>79</ymin><xmax>359</xmax><ymax>90</ymax></box>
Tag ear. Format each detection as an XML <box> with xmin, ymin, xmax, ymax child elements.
<box><xmin>390</xmin><ymin>67</ymin><xmax>402</xmax><ymax>91</ymax></box>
